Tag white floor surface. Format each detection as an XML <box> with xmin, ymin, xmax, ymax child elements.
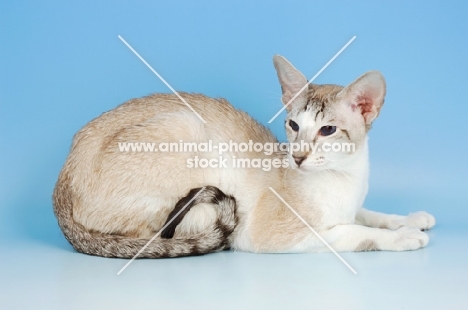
<box><xmin>1</xmin><ymin>226</ymin><xmax>467</xmax><ymax>310</ymax></box>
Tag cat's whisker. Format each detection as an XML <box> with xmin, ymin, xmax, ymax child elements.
<box><xmin>52</xmin><ymin>51</ymin><xmax>434</xmax><ymax>275</ymax></box>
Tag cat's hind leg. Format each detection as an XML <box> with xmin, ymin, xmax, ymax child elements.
<box><xmin>355</xmin><ymin>208</ymin><xmax>436</xmax><ymax>231</ymax></box>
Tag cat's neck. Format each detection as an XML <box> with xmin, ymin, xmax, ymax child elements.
<box><xmin>282</xmin><ymin>138</ymin><xmax>370</xmax><ymax>194</ymax></box>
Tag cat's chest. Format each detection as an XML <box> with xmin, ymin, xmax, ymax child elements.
<box><xmin>307</xmin><ymin>174</ymin><xmax>367</xmax><ymax>227</ymax></box>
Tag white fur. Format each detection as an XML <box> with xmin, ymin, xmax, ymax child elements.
<box><xmin>57</xmin><ymin>57</ymin><xmax>436</xmax><ymax>257</ymax></box>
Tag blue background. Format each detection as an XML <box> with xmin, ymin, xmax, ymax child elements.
<box><xmin>1</xmin><ymin>1</ymin><xmax>467</xmax><ymax>309</ymax></box>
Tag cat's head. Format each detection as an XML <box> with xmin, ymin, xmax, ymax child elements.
<box><xmin>273</xmin><ymin>55</ymin><xmax>386</xmax><ymax>172</ymax></box>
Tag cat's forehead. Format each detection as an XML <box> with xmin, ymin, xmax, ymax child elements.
<box><xmin>292</xmin><ymin>84</ymin><xmax>344</xmax><ymax>118</ymax></box>
<box><xmin>305</xmin><ymin>84</ymin><xmax>343</xmax><ymax>109</ymax></box>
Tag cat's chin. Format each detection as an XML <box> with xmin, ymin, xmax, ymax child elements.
<box><xmin>294</xmin><ymin>165</ymin><xmax>324</xmax><ymax>174</ymax></box>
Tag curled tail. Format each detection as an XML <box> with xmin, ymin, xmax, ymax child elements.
<box><xmin>53</xmin><ymin>175</ymin><xmax>237</xmax><ymax>258</ymax></box>
<box><xmin>160</xmin><ymin>186</ymin><xmax>236</xmax><ymax>239</ymax></box>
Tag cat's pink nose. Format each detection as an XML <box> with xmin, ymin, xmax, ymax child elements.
<box><xmin>293</xmin><ymin>155</ymin><xmax>306</xmax><ymax>166</ymax></box>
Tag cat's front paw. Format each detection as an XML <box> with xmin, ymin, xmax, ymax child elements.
<box><xmin>392</xmin><ymin>227</ymin><xmax>429</xmax><ymax>251</ymax></box>
<box><xmin>405</xmin><ymin>211</ymin><xmax>436</xmax><ymax>231</ymax></box>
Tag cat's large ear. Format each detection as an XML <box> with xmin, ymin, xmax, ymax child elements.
<box><xmin>339</xmin><ymin>71</ymin><xmax>386</xmax><ymax>125</ymax></box>
<box><xmin>273</xmin><ymin>55</ymin><xmax>308</xmax><ymax>110</ymax></box>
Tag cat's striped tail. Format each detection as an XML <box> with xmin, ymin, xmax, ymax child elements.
<box><xmin>53</xmin><ymin>179</ymin><xmax>237</xmax><ymax>258</ymax></box>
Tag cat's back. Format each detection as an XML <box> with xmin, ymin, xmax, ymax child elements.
<box><xmin>65</xmin><ymin>92</ymin><xmax>278</xmax><ymax>199</ymax></box>
<box><xmin>72</xmin><ymin>92</ymin><xmax>275</xmax><ymax>148</ymax></box>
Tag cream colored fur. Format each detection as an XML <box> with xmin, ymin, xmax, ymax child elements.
<box><xmin>53</xmin><ymin>55</ymin><xmax>435</xmax><ymax>257</ymax></box>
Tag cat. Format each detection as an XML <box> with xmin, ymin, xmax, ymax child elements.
<box><xmin>53</xmin><ymin>55</ymin><xmax>435</xmax><ymax>258</ymax></box>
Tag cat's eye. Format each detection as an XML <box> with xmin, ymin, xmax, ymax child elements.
<box><xmin>320</xmin><ymin>126</ymin><xmax>336</xmax><ymax>136</ymax></box>
<box><xmin>289</xmin><ymin>120</ymin><xmax>299</xmax><ymax>132</ymax></box>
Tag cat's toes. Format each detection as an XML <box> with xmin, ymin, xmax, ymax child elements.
<box><xmin>393</xmin><ymin>227</ymin><xmax>429</xmax><ymax>251</ymax></box>
<box><xmin>406</xmin><ymin>211</ymin><xmax>436</xmax><ymax>231</ymax></box>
